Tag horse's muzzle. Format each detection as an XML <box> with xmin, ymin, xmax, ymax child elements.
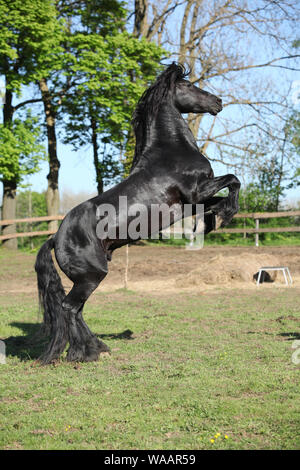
<box><xmin>211</xmin><ymin>98</ymin><xmax>223</xmax><ymax>115</ymax></box>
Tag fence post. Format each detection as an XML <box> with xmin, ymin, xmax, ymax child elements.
<box><xmin>255</xmin><ymin>218</ymin><xmax>259</xmax><ymax>247</ymax></box>
<box><xmin>124</xmin><ymin>244</ymin><xmax>129</xmax><ymax>289</ymax></box>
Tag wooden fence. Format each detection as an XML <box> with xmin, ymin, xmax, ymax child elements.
<box><xmin>1</xmin><ymin>211</ymin><xmax>300</xmax><ymax>246</ymax></box>
<box><xmin>212</xmin><ymin>211</ymin><xmax>300</xmax><ymax>247</ymax></box>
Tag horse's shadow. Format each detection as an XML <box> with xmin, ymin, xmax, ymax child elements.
<box><xmin>4</xmin><ymin>322</ymin><xmax>134</xmax><ymax>361</ymax></box>
<box><xmin>3</xmin><ymin>323</ymin><xmax>45</xmax><ymax>361</ymax></box>
<box><xmin>96</xmin><ymin>329</ymin><xmax>134</xmax><ymax>341</ymax></box>
<box><xmin>277</xmin><ymin>332</ymin><xmax>300</xmax><ymax>341</ymax></box>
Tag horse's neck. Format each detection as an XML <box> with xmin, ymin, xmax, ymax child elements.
<box><xmin>153</xmin><ymin>103</ymin><xmax>199</xmax><ymax>152</ymax></box>
<box><xmin>132</xmin><ymin>103</ymin><xmax>199</xmax><ymax>172</ymax></box>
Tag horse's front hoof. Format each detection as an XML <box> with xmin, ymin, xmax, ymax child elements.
<box><xmin>99</xmin><ymin>351</ymin><xmax>110</xmax><ymax>358</ymax></box>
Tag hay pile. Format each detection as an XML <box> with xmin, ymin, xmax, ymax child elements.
<box><xmin>175</xmin><ymin>252</ymin><xmax>281</xmax><ymax>287</ymax></box>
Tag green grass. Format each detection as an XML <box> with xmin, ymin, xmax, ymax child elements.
<box><xmin>204</xmin><ymin>232</ymin><xmax>300</xmax><ymax>246</ymax></box>
<box><xmin>1</xmin><ymin>287</ymin><xmax>300</xmax><ymax>450</ymax></box>
<box><xmin>145</xmin><ymin>232</ymin><xmax>300</xmax><ymax>248</ymax></box>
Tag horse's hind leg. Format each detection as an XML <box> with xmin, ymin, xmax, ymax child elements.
<box><xmin>62</xmin><ymin>272</ymin><xmax>110</xmax><ymax>362</ymax></box>
<box><xmin>40</xmin><ymin>307</ymin><xmax>68</xmax><ymax>364</ymax></box>
<box><xmin>74</xmin><ymin>306</ymin><xmax>110</xmax><ymax>361</ymax></box>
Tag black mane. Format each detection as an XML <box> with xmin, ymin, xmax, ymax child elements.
<box><xmin>130</xmin><ymin>62</ymin><xmax>189</xmax><ymax>170</ymax></box>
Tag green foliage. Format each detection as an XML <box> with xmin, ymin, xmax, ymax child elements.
<box><xmin>16</xmin><ymin>190</ymin><xmax>47</xmax><ymax>218</ymax></box>
<box><xmin>238</xmin><ymin>182</ymin><xmax>282</xmax><ymax>213</ymax></box>
<box><xmin>0</xmin><ymin>0</ymin><xmax>63</xmax><ymax>191</ymax></box>
<box><xmin>206</xmin><ymin>184</ymin><xmax>300</xmax><ymax>245</ymax></box>
<box><xmin>57</xmin><ymin>0</ymin><xmax>126</xmax><ymax>35</ymax></box>
<box><xmin>238</xmin><ymin>185</ymin><xmax>268</xmax><ymax>213</ymax></box>
<box><xmin>59</xmin><ymin>4</ymin><xmax>165</xmax><ymax>188</ymax></box>
<box><xmin>0</xmin><ymin>0</ymin><xmax>64</xmax><ymax>93</ymax></box>
<box><xmin>15</xmin><ymin>190</ymin><xmax>48</xmax><ymax>249</ymax></box>
<box><xmin>286</xmin><ymin>111</ymin><xmax>300</xmax><ymax>184</ymax></box>
<box><xmin>0</xmin><ymin>113</ymin><xmax>46</xmax><ymax>183</ymax></box>
<box><xmin>238</xmin><ymin>149</ymin><xmax>297</xmax><ymax>214</ymax></box>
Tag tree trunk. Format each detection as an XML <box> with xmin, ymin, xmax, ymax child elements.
<box><xmin>1</xmin><ymin>90</ymin><xmax>18</xmax><ymax>249</ymax></box>
<box><xmin>3</xmin><ymin>89</ymin><xmax>13</xmax><ymax>123</ymax></box>
<box><xmin>45</xmin><ymin>183</ymin><xmax>60</xmax><ymax>231</ymax></box>
<box><xmin>178</xmin><ymin>1</ymin><xmax>193</xmax><ymax>63</ymax></box>
<box><xmin>91</xmin><ymin>117</ymin><xmax>103</xmax><ymax>194</ymax></box>
<box><xmin>39</xmin><ymin>78</ymin><xmax>60</xmax><ymax>231</ymax></box>
<box><xmin>1</xmin><ymin>180</ymin><xmax>18</xmax><ymax>249</ymax></box>
<box><xmin>179</xmin><ymin>1</ymin><xmax>204</xmax><ymax>139</ymax></box>
<box><xmin>133</xmin><ymin>0</ymin><xmax>148</xmax><ymax>37</ymax></box>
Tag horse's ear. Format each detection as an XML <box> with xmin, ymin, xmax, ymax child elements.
<box><xmin>179</xmin><ymin>63</ymin><xmax>191</xmax><ymax>78</ymax></box>
<box><xmin>169</xmin><ymin>62</ymin><xmax>190</xmax><ymax>80</ymax></box>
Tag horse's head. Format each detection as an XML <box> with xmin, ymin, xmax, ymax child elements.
<box><xmin>131</xmin><ymin>62</ymin><xmax>223</xmax><ymax>169</ymax></box>
<box><xmin>174</xmin><ymin>79</ymin><xmax>222</xmax><ymax>116</ymax></box>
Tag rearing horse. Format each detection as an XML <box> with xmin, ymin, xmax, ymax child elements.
<box><xmin>35</xmin><ymin>63</ymin><xmax>240</xmax><ymax>364</ymax></box>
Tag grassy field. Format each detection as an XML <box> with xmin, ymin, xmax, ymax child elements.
<box><xmin>147</xmin><ymin>233</ymin><xmax>300</xmax><ymax>248</ymax></box>
<box><xmin>1</xmin><ymin>272</ymin><xmax>300</xmax><ymax>450</ymax></box>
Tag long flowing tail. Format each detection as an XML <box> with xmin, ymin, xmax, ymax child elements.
<box><xmin>35</xmin><ymin>237</ymin><xmax>68</xmax><ymax>363</ymax></box>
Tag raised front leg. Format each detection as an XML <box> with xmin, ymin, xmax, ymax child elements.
<box><xmin>203</xmin><ymin>197</ymin><xmax>227</xmax><ymax>234</ymax></box>
<box><xmin>193</xmin><ymin>174</ymin><xmax>241</xmax><ymax>232</ymax></box>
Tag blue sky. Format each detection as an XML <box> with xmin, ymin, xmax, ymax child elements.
<box><xmin>27</xmin><ymin>140</ymin><xmax>99</xmax><ymax>196</ymax></box>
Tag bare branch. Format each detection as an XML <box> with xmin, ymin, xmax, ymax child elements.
<box><xmin>13</xmin><ymin>98</ymin><xmax>43</xmax><ymax>112</ymax></box>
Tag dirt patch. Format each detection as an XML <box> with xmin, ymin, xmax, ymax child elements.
<box><xmin>0</xmin><ymin>244</ymin><xmax>299</xmax><ymax>295</ymax></box>
<box><xmin>175</xmin><ymin>252</ymin><xmax>280</xmax><ymax>287</ymax></box>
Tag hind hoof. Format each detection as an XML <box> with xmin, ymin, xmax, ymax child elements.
<box><xmin>99</xmin><ymin>351</ymin><xmax>110</xmax><ymax>358</ymax></box>
<box><xmin>66</xmin><ymin>338</ymin><xmax>110</xmax><ymax>363</ymax></box>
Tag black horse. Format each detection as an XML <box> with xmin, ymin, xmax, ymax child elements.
<box><xmin>35</xmin><ymin>63</ymin><xmax>240</xmax><ymax>364</ymax></box>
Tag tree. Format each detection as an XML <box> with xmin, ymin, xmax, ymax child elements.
<box><xmin>61</xmin><ymin>34</ymin><xmax>164</xmax><ymax>192</ymax></box>
<box><xmin>59</xmin><ymin>2</ymin><xmax>164</xmax><ymax>192</ymax></box>
<box><xmin>0</xmin><ymin>0</ymin><xmax>64</xmax><ymax>246</ymax></box>
<box><xmin>38</xmin><ymin>76</ymin><xmax>62</xmax><ymax>232</ymax></box>
<box><xmin>240</xmin><ymin>162</ymin><xmax>286</xmax><ymax>213</ymax></box>
<box><xmin>16</xmin><ymin>190</ymin><xmax>47</xmax><ymax>219</ymax></box>
<box><xmin>35</xmin><ymin>0</ymin><xmax>128</xmax><ymax>226</ymax></box>
<box><xmin>0</xmin><ymin>112</ymin><xmax>45</xmax><ymax>245</ymax></box>
<box><xmin>16</xmin><ymin>190</ymin><xmax>48</xmax><ymax>249</ymax></box>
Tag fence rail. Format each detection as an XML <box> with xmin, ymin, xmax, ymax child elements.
<box><xmin>233</xmin><ymin>211</ymin><xmax>300</xmax><ymax>219</ymax></box>
<box><xmin>0</xmin><ymin>215</ymin><xmax>64</xmax><ymax>227</ymax></box>
<box><xmin>229</xmin><ymin>210</ymin><xmax>300</xmax><ymax>246</ymax></box>
<box><xmin>1</xmin><ymin>211</ymin><xmax>300</xmax><ymax>245</ymax></box>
